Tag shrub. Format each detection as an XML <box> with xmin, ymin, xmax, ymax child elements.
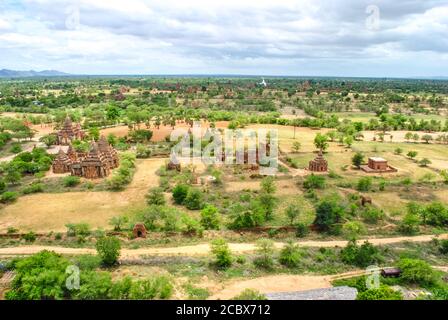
<box><xmin>422</xmin><ymin>202</ymin><xmax>448</xmax><ymax>227</ymax></box>
<box><xmin>438</xmin><ymin>240</ymin><xmax>448</xmax><ymax>255</ymax></box>
<box><xmin>228</xmin><ymin>201</ymin><xmax>265</xmax><ymax>229</ymax></box>
<box><xmin>352</xmin><ymin>152</ymin><xmax>364</xmax><ymax>169</ymax></box>
<box><xmin>0</xmin><ymin>191</ymin><xmax>19</xmax><ymax>203</ymax></box>
<box><xmin>74</xmin><ymin>271</ymin><xmax>112</xmax><ymax>300</ymax></box>
<box><xmin>172</xmin><ymin>184</ymin><xmax>190</xmax><ymax>204</ymax></box>
<box><xmin>96</xmin><ymin>236</ymin><xmax>121</xmax><ymax>266</ymax></box>
<box><xmin>253</xmin><ymin>239</ymin><xmax>275</xmax><ymax>269</ymax></box>
<box><xmin>340</xmin><ymin>240</ymin><xmax>383</xmax><ymax>268</ymax></box>
<box><xmin>295</xmin><ymin>223</ymin><xmax>309</xmax><ymax>238</ymax></box>
<box><xmin>146</xmin><ymin>187</ymin><xmax>166</xmax><ymax>206</ymax></box>
<box><xmin>361</xmin><ymin>207</ymin><xmax>385</xmax><ymax>224</ymax></box>
<box><xmin>342</xmin><ymin>221</ymin><xmax>366</xmax><ymax>239</ymax></box>
<box><xmin>303</xmin><ymin>174</ymin><xmax>326</xmax><ymax>189</ymax></box>
<box><xmin>398</xmin><ymin>212</ymin><xmax>420</xmax><ymax>235</ymax></box>
<box><xmin>136</xmin><ymin>144</ymin><xmax>152</xmax><ymax>158</ymax></box>
<box><xmin>22</xmin><ymin>182</ymin><xmax>43</xmax><ymax>194</ymax></box>
<box><xmin>210</xmin><ymin>239</ymin><xmax>232</xmax><ymax>269</ymax></box>
<box><xmin>397</xmin><ymin>258</ymin><xmax>436</xmax><ymax>286</ymax></box>
<box><xmin>5</xmin><ymin>251</ymin><xmax>70</xmax><ymax>300</ymax></box>
<box><xmin>75</xmin><ymin>255</ymin><xmax>102</xmax><ymax>271</ymax></box>
<box><xmin>357</xmin><ymin>285</ymin><xmax>403</xmax><ymax>300</ymax></box>
<box><xmin>200</xmin><ymin>205</ymin><xmax>220</xmax><ymax>230</ymax></box>
<box><xmin>128</xmin><ymin>276</ymin><xmax>173</xmax><ymax>300</ymax></box>
<box><xmin>232</xmin><ymin>289</ymin><xmax>266</xmax><ymax>300</ymax></box>
<box><xmin>22</xmin><ymin>231</ymin><xmax>37</xmax><ymax>243</ymax></box>
<box><xmin>313</xmin><ymin>199</ymin><xmax>344</xmax><ymax>233</ymax></box>
<box><xmin>279</xmin><ymin>241</ymin><xmax>301</xmax><ymax>268</ymax></box>
<box><xmin>356</xmin><ymin>177</ymin><xmax>372</xmax><ymax>192</ymax></box>
<box><xmin>65</xmin><ymin>223</ymin><xmax>91</xmax><ymax>237</ymax></box>
<box><xmin>285</xmin><ymin>205</ymin><xmax>300</xmax><ymax>225</ymax></box>
<box><xmin>181</xmin><ymin>215</ymin><xmax>204</xmax><ymax>237</ymax></box>
<box><xmin>109</xmin><ymin>216</ymin><xmax>129</xmax><ymax>232</ymax></box>
<box><xmin>184</xmin><ymin>188</ymin><xmax>204</xmax><ymax>210</ymax></box>
<box><xmin>63</xmin><ymin>176</ymin><xmax>81</xmax><ymax>187</ymax></box>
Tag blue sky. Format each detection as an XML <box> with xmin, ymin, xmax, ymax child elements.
<box><xmin>0</xmin><ymin>0</ymin><xmax>447</xmax><ymax>77</ymax></box>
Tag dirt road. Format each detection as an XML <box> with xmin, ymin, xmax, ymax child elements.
<box><xmin>0</xmin><ymin>233</ymin><xmax>446</xmax><ymax>258</ymax></box>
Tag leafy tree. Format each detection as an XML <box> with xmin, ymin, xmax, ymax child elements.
<box><xmin>200</xmin><ymin>205</ymin><xmax>220</xmax><ymax>230</ymax></box>
<box><xmin>285</xmin><ymin>204</ymin><xmax>300</xmax><ymax>225</ymax></box>
<box><xmin>351</xmin><ymin>152</ymin><xmax>365</xmax><ymax>169</ymax></box>
<box><xmin>340</xmin><ymin>240</ymin><xmax>383</xmax><ymax>267</ymax></box>
<box><xmin>253</xmin><ymin>239</ymin><xmax>275</xmax><ymax>269</ymax></box>
<box><xmin>260</xmin><ymin>176</ymin><xmax>276</xmax><ymax>194</ymax></box>
<box><xmin>357</xmin><ymin>285</ymin><xmax>403</xmax><ymax>300</ymax></box>
<box><xmin>407</xmin><ymin>150</ymin><xmax>418</xmax><ymax>159</ymax></box>
<box><xmin>356</xmin><ymin>177</ymin><xmax>372</xmax><ymax>192</ymax></box>
<box><xmin>398</xmin><ymin>212</ymin><xmax>420</xmax><ymax>235</ymax></box>
<box><xmin>109</xmin><ymin>216</ymin><xmax>129</xmax><ymax>231</ymax></box>
<box><xmin>313</xmin><ymin>199</ymin><xmax>344</xmax><ymax>233</ymax></box>
<box><xmin>279</xmin><ymin>241</ymin><xmax>301</xmax><ymax>268</ymax></box>
<box><xmin>303</xmin><ymin>174</ymin><xmax>326</xmax><ymax>189</ymax></box>
<box><xmin>292</xmin><ymin>141</ymin><xmax>301</xmax><ymax>153</ymax></box>
<box><xmin>146</xmin><ymin>187</ymin><xmax>166</xmax><ymax>206</ymax></box>
<box><xmin>344</xmin><ymin>135</ymin><xmax>354</xmax><ymax>148</ymax></box>
<box><xmin>397</xmin><ymin>258</ymin><xmax>436</xmax><ymax>286</ymax></box>
<box><xmin>314</xmin><ymin>133</ymin><xmax>329</xmax><ymax>151</ymax></box>
<box><xmin>184</xmin><ymin>188</ymin><xmax>204</xmax><ymax>210</ymax></box>
<box><xmin>210</xmin><ymin>239</ymin><xmax>232</xmax><ymax>269</ymax></box>
<box><xmin>394</xmin><ymin>147</ymin><xmax>403</xmax><ymax>155</ymax></box>
<box><xmin>342</xmin><ymin>221</ymin><xmax>366</xmax><ymax>239</ymax></box>
<box><xmin>39</xmin><ymin>134</ymin><xmax>57</xmax><ymax>148</ymax></box>
<box><xmin>172</xmin><ymin>184</ymin><xmax>190</xmax><ymax>204</ymax></box>
<box><xmin>419</xmin><ymin>158</ymin><xmax>431</xmax><ymax>167</ymax></box>
<box><xmin>421</xmin><ymin>134</ymin><xmax>433</xmax><ymax>144</ymax></box>
<box><xmin>228</xmin><ymin>201</ymin><xmax>265</xmax><ymax>229</ymax></box>
<box><xmin>96</xmin><ymin>236</ymin><xmax>121</xmax><ymax>266</ymax></box>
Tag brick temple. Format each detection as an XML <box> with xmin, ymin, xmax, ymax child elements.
<box><xmin>309</xmin><ymin>150</ymin><xmax>328</xmax><ymax>172</ymax></box>
<box><xmin>52</xmin><ymin>136</ymin><xmax>119</xmax><ymax>179</ymax></box>
<box><xmin>56</xmin><ymin>116</ymin><xmax>85</xmax><ymax>145</ymax></box>
<box><xmin>361</xmin><ymin>157</ymin><xmax>397</xmax><ymax>173</ymax></box>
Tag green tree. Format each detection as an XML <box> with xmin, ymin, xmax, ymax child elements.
<box><xmin>356</xmin><ymin>177</ymin><xmax>372</xmax><ymax>192</ymax></box>
<box><xmin>39</xmin><ymin>134</ymin><xmax>57</xmax><ymax>148</ymax></box>
<box><xmin>303</xmin><ymin>174</ymin><xmax>326</xmax><ymax>189</ymax></box>
<box><xmin>314</xmin><ymin>133</ymin><xmax>329</xmax><ymax>151</ymax></box>
<box><xmin>200</xmin><ymin>205</ymin><xmax>220</xmax><ymax>230</ymax></box>
<box><xmin>292</xmin><ymin>141</ymin><xmax>301</xmax><ymax>153</ymax></box>
<box><xmin>253</xmin><ymin>239</ymin><xmax>275</xmax><ymax>269</ymax></box>
<box><xmin>279</xmin><ymin>241</ymin><xmax>301</xmax><ymax>268</ymax></box>
<box><xmin>418</xmin><ymin>158</ymin><xmax>431</xmax><ymax>167</ymax></box>
<box><xmin>397</xmin><ymin>258</ymin><xmax>436</xmax><ymax>286</ymax></box>
<box><xmin>210</xmin><ymin>239</ymin><xmax>232</xmax><ymax>269</ymax></box>
<box><xmin>351</xmin><ymin>152</ymin><xmax>365</xmax><ymax>169</ymax></box>
<box><xmin>313</xmin><ymin>199</ymin><xmax>344</xmax><ymax>233</ymax></box>
<box><xmin>96</xmin><ymin>236</ymin><xmax>121</xmax><ymax>266</ymax></box>
<box><xmin>184</xmin><ymin>188</ymin><xmax>204</xmax><ymax>210</ymax></box>
<box><xmin>172</xmin><ymin>184</ymin><xmax>190</xmax><ymax>204</ymax></box>
<box><xmin>285</xmin><ymin>204</ymin><xmax>300</xmax><ymax>225</ymax></box>
<box><xmin>146</xmin><ymin>187</ymin><xmax>166</xmax><ymax>206</ymax></box>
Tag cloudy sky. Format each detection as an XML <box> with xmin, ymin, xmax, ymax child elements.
<box><xmin>0</xmin><ymin>0</ymin><xmax>447</xmax><ymax>77</ymax></box>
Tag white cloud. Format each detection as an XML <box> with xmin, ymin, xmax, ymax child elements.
<box><xmin>0</xmin><ymin>0</ymin><xmax>447</xmax><ymax>76</ymax></box>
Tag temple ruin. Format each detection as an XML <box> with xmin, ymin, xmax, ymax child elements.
<box><xmin>51</xmin><ymin>136</ymin><xmax>119</xmax><ymax>179</ymax></box>
<box><xmin>309</xmin><ymin>150</ymin><xmax>328</xmax><ymax>172</ymax></box>
<box><xmin>361</xmin><ymin>157</ymin><xmax>397</xmax><ymax>173</ymax></box>
<box><xmin>56</xmin><ymin>117</ymin><xmax>85</xmax><ymax>145</ymax></box>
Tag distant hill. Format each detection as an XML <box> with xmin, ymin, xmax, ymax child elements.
<box><xmin>0</xmin><ymin>69</ymin><xmax>70</xmax><ymax>77</ymax></box>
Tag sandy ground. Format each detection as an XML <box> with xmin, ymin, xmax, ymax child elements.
<box><xmin>0</xmin><ymin>233</ymin><xmax>446</xmax><ymax>258</ymax></box>
<box><xmin>0</xmin><ymin>158</ymin><xmax>165</xmax><ymax>232</ymax></box>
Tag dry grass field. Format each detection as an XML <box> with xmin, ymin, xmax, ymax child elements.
<box><xmin>0</xmin><ymin>158</ymin><xmax>165</xmax><ymax>233</ymax></box>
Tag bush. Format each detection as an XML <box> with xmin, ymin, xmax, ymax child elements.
<box><xmin>172</xmin><ymin>184</ymin><xmax>190</xmax><ymax>204</ymax></box>
<box><xmin>128</xmin><ymin>276</ymin><xmax>173</xmax><ymax>300</ymax></box>
<box><xmin>357</xmin><ymin>285</ymin><xmax>403</xmax><ymax>300</ymax></box>
<box><xmin>295</xmin><ymin>223</ymin><xmax>309</xmax><ymax>238</ymax></box>
<box><xmin>232</xmin><ymin>289</ymin><xmax>266</xmax><ymax>300</ymax></box>
<box><xmin>210</xmin><ymin>239</ymin><xmax>232</xmax><ymax>269</ymax></box>
<box><xmin>184</xmin><ymin>188</ymin><xmax>204</xmax><ymax>210</ymax></box>
<box><xmin>356</xmin><ymin>177</ymin><xmax>372</xmax><ymax>192</ymax></box>
<box><xmin>438</xmin><ymin>240</ymin><xmax>448</xmax><ymax>255</ymax></box>
<box><xmin>352</xmin><ymin>152</ymin><xmax>365</xmax><ymax>168</ymax></box>
<box><xmin>279</xmin><ymin>241</ymin><xmax>301</xmax><ymax>268</ymax></box>
<box><xmin>109</xmin><ymin>216</ymin><xmax>129</xmax><ymax>232</ymax></box>
<box><xmin>397</xmin><ymin>258</ymin><xmax>436</xmax><ymax>286</ymax></box>
<box><xmin>0</xmin><ymin>191</ymin><xmax>19</xmax><ymax>203</ymax></box>
<box><xmin>146</xmin><ymin>187</ymin><xmax>166</xmax><ymax>206</ymax></box>
<box><xmin>181</xmin><ymin>215</ymin><xmax>204</xmax><ymax>237</ymax></box>
<box><xmin>65</xmin><ymin>223</ymin><xmax>91</xmax><ymax>237</ymax></box>
<box><xmin>200</xmin><ymin>205</ymin><xmax>220</xmax><ymax>230</ymax></box>
<box><xmin>22</xmin><ymin>231</ymin><xmax>37</xmax><ymax>243</ymax></box>
<box><xmin>342</xmin><ymin>221</ymin><xmax>366</xmax><ymax>239</ymax></box>
<box><xmin>63</xmin><ymin>176</ymin><xmax>81</xmax><ymax>187</ymax></box>
<box><xmin>228</xmin><ymin>201</ymin><xmax>265</xmax><ymax>229</ymax></box>
<box><xmin>96</xmin><ymin>236</ymin><xmax>121</xmax><ymax>266</ymax></box>
<box><xmin>5</xmin><ymin>251</ymin><xmax>70</xmax><ymax>300</ymax></box>
<box><xmin>136</xmin><ymin>144</ymin><xmax>152</xmax><ymax>158</ymax></box>
<box><xmin>313</xmin><ymin>199</ymin><xmax>344</xmax><ymax>233</ymax></box>
<box><xmin>361</xmin><ymin>207</ymin><xmax>385</xmax><ymax>224</ymax></box>
<box><xmin>340</xmin><ymin>240</ymin><xmax>383</xmax><ymax>268</ymax></box>
<box><xmin>75</xmin><ymin>255</ymin><xmax>102</xmax><ymax>271</ymax></box>
<box><xmin>398</xmin><ymin>212</ymin><xmax>420</xmax><ymax>235</ymax></box>
<box><xmin>22</xmin><ymin>182</ymin><xmax>44</xmax><ymax>194</ymax></box>
<box><xmin>303</xmin><ymin>174</ymin><xmax>326</xmax><ymax>189</ymax></box>
<box><xmin>422</xmin><ymin>202</ymin><xmax>448</xmax><ymax>227</ymax></box>
<box><xmin>253</xmin><ymin>239</ymin><xmax>275</xmax><ymax>269</ymax></box>
<box><xmin>74</xmin><ymin>271</ymin><xmax>112</xmax><ymax>300</ymax></box>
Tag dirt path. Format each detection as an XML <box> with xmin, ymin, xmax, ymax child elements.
<box><xmin>0</xmin><ymin>233</ymin><xmax>446</xmax><ymax>258</ymax></box>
